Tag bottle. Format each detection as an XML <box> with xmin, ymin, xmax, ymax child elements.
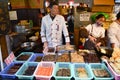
<box><xmin>29</xmin><ymin>20</ymin><xmax>33</xmax><ymax>28</ymax></box>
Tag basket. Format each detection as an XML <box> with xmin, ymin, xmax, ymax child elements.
<box><xmin>72</xmin><ymin>63</ymin><xmax>93</xmax><ymax>80</ymax></box>
<box><xmin>0</xmin><ymin>62</ymin><xmax>23</xmax><ymax>80</ymax></box>
<box><xmin>89</xmin><ymin>63</ymin><xmax>113</xmax><ymax>80</ymax></box>
<box><xmin>14</xmin><ymin>52</ymin><xmax>33</xmax><ymax>62</ymax></box>
<box><xmin>15</xmin><ymin>62</ymin><xmax>38</xmax><ymax>80</ymax></box>
<box><xmin>34</xmin><ymin>62</ymin><xmax>55</xmax><ymax>80</ymax></box>
<box><xmin>29</xmin><ymin>53</ymin><xmax>44</xmax><ymax>62</ymax></box>
<box><xmin>105</xmin><ymin>61</ymin><xmax>120</xmax><ymax>80</ymax></box>
<box><xmin>53</xmin><ymin>62</ymin><xmax>72</xmax><ymax>80</ymax></box>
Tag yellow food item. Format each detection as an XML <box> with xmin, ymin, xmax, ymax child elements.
<box><xmin>77</xmin><ymin>68</ymin><xmax>88</xmax><ymax>78</ymax></box>
<box><xmin>71</xmin><ymin>51</ymin><xmax>84</xmax><ymax>63</ymax></box>
<box><xmin>110</xmin><ymin>48</ymin><xmax>120</xmax><ymax>62</ymax></box>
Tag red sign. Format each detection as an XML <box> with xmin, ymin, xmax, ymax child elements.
<box><xmin>4</xmin><ymin>52</ymin><xmax>15</xmax><ymax>65</ymax></box>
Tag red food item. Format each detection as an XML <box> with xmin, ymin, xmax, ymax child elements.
<box><xmin>36</xmin><ymin>66</ymin><xmax>53</xmax><ymax>76</ymax></box>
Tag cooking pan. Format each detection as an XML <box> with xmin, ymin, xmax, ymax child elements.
<box><xmin>95</xmin><ymin>47</ymin><xmax>113</xmax><ymax>58</ymax></box>
<box><xmin>21</xmin><ymin>42</ymin><xmax>36</xmax><ymax>50</ymax></box>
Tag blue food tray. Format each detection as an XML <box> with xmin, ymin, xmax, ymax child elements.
<box><xmin>0</xmin><ymin>62</ymin><xmax>23</xmax><ymax>80</ymax></box>
<box><xmin>15</xmin><ymin>62</ymin><xmax>38</xmax><ymax>80</ymax></box>
<box><xmin>89</xmin><ymin>63</ymin><xmax>114</xmax><ymax>80</ymax></box>
<box><xmin>72</xmin><ymin>63</ymin><xmax>93</xmax><ymax>80</ymax></box>
<box><xmin>53</xmin><ymin>62</ymin><xmax>73</xmax><ymax>80</ymax></box>
<box><xmin>14</xmin><ymin>52</ymin><xmax>33</xmax><ymax>62</ymax></box>
<box><xmin>29</xmin><ymin>53</ymin><xmax>44</xmax><ymax>62</ymax></box>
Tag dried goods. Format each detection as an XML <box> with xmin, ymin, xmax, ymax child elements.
<box><xmin>57</xmin><ymin>45</ymin><xmax>75</xmax><ymax>52</ymax></box>
<box><xmin>43</xmin><ymin>47</ymin><xmax>55</xmax><ymax>54</ymax></box>
<box><xmin>107</xmin><ymin>48</ymin><xmax>120</xmax><ymax>74</ymax></box>
<box><xmin>16</xmin><ymin>54</ymin><xmax>31</xmax><ymax>61</ymax></box>
<box><xmin>42</xmin><ymin>54</ymin><xmax>56</xmax><ymax>61</ymax></box>
<box><xmin>34</xmin><ymin>56</ymin><xmax>42</xmax><ymax>62</ymax></box>
<box><xmin>93</xmin><ymin>69</ymin><xmax>110</xmax><ymax>77</ymax></box>
<box><xmin>7</xmin><ymin>63</ymin><xmax>23</xmax><ymax>74</ymax></box>
<box><xmin>56</xmin><ymin>68</ymin><xmax>70</xmax><ymax>76</ymax></box>
<box><xmin>48</xmin><ymin>48</ymin><xmax>55</xmax><ymax>52</ymax></box>
<box><xmin>110</xmin><ymin>48</ymin><xmax>120</xmax><ymax>62</ymax></box>
<box><xmin>83</xmin><ymin>54</ymin><xmax>100</xmax><ymax>63</ymax></box>
<box><xmin>56</xmin><ymin>54</ymin><xmax>70</xmax><ymax>62</ymax></box>
<box><xmin>23</xmin><ymin>66</ymin><xmax>36</xmax><ymax>75</ymax></box>
<box><xmin>71</xmin><ymin>52</ymin><xmax>84</xmax><ymax>63</ymax></box>
<box><xmin>109</xmin><ymin>62</ymin><xmax>120</xmax><ymax>74</ymax></box>
<box><xmin>77</xmin><ymin>68</ymin><xmax>88</xmax><ymax>78</ymax></box>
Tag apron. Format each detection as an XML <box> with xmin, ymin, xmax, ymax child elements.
<box><xmin>84</xmin><ymin>24</ymin><xmax>104</xmax><ymax>50</ymax></box>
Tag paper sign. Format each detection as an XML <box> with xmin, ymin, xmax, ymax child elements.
<box><xmin>4</xmin><ymin>52</ymin><xmax>15</xmax><ymax>65</ymax></box>
<box><xmin>80</xmin><ymin>13</ymin><xmax>90</xmax><ymax>21</ymax></box>
<box><xmin>9</xmin><ymin>11</ymin><xmax>17</xmax><ymax>20</ymax></box>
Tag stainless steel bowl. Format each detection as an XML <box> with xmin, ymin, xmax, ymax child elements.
<box><xmin>21</xmin><ymin>42</ymin><xmax>36</xmax><ymax>50</ymax></box>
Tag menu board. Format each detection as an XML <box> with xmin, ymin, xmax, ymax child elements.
<box><xmin>0</xmin><ymin>1</ymin><xmax>11</xmax><ymax>34</ymax></box>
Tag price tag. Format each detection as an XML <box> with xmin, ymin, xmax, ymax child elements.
<box><xmin>4</xmin><ymin>52</ymin><xmax>15</xmax><ymax>65</ymax></box>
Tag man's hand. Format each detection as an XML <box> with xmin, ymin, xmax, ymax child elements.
<box><xmin>96</xmin><ymin>42</ymin><xmax>101</xmax><ymax>47</ymax></box>
<box><xmin>65</xmin><ymin>42</ymin><xmax>70</xmax><ymax>46</ymax></box>
<box><xmin>88</xmin><ymin>35</ymin><xmax>96</xmax><ymax>43</ymax></box>
<box><xmin>111</xmin><ymin>43</ymin><xmax>115</xmax><ymax>48</ymax></box>
<box><xmin>43</xmin><ymin>42</ymin><xmax>48</xmax><ymax>49</ymax></box>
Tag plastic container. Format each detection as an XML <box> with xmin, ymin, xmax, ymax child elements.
<box><xmin>53</xmin><ymin>62</ymin><xmax>73</xmax><ymax>80</ymax></box>
<box><xmin>15</xmin><ymin>62</ymin><xmax>38</xmax><ymax>80</ymax></box>
<box><xmin>89</xmin><ymin>63</ymin><xmax>113</xmax><ymax>80</ymax></box>
<box><xmin>105</xmin><ymin>61</ymin><xmax>120</xmax><ymax>80</ymax></box>
<box><xmin>14</xmin><ymin>52</ymin><xmax>33</xmax><ymax>62</ymax></box>
<box><xmin>34</xmin><ymin>62</ymin><xmax>55</xmax><ymax>80</ymax></box>
<box><xmin>0</xmin><ymin>62</ymin><xmax>23</xmax><ymax>80</ymax></box>
<box><xmin>29</xmin><ymin>53</ymin><xmax>44</xmax><ymax>62</ymax></box>
<box><xmin>72</xmin><ymin>63</ymin><xmax>93</xmax><ymax>80</ymax></box>
<box><xmin>43</xmin><ymin>47</ymin><xmax>56</xmax><ymax>55</ymax></box>
<box><xmin>57</xmin><ymin>45</ymin><xmax>75</xmax><ymax>53</ymax></box>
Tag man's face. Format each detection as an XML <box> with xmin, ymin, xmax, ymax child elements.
<box><xmin>50</xmin><ymin>5</ymin><xmax>59</xmax><ymax>16</ymax></box>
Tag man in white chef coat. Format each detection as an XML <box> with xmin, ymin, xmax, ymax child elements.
<box><xmin>40</xmin><ymin>1</ymin><xmax>70</xmax><ymax>48</ymax></box>
<box><xmin>108</xmin><ymin>12</ymin><xmax>120</xmax><ymax>48</ymax></box>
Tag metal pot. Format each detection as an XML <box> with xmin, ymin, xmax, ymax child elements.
<box><xmin>96</xmin><ymin>47</ymin><xmax>113</xmax><ymax>57</ymax></box>
<box><xmin>21</xmin><ymin>42</ymin><xmax>36</xmax><ymax>50</ymax></box>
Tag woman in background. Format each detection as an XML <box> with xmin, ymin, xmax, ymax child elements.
<box><xmin>84</xmin><ymin>14</ymin><xmax>106</xmax><ymax>50</ymax></box>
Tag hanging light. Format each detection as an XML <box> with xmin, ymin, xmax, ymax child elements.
<box><xmin>69</xmin><ymin>0</ymin><xmax>74</xmax><ymax>6</ymax></box>
<box><xmin>45</xmin><ymin>0</ymin><xmax>50</xmax><ymax>7</ymax></box>
<box><xmin>69</xmin><ymin>0</ymin><xmax>74</xmax><ymax>8</ymax></box>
